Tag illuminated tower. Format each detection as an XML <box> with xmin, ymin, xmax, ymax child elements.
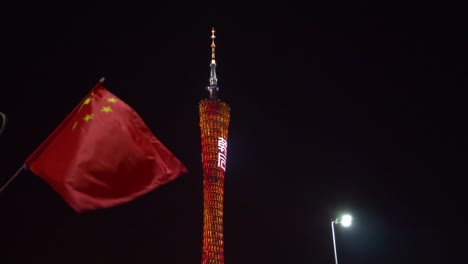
<box><xmin>199</xmin><ymin>28</ymin><xmax>230</xmax><ymax>264</ymax></box>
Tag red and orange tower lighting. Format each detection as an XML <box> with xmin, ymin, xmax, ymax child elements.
<box><xmin>199</xmin><ymin>28</ymin><xmax>230</xmax><ymax>264</ymax></box>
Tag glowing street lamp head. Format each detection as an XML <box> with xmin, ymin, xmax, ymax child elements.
<box><xmin>340</xmin><ymin>214</ymin><xmax>353</xmax><ymax>227</ymax></box>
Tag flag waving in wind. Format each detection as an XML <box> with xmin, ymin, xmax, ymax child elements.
<box><xmin>25</xmin><ymin>79</ymin><xmax>187</xmax><ymax>213</ymax></box>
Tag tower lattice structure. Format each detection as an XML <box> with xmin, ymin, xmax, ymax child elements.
<box><xmin>199</xmin><ymin>28</ymin><xmax>230</xmax><ymax>264</ymax></box>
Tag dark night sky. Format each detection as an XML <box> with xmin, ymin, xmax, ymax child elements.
<box><xmin>0</xmin><ymin>1</ymin><xmax>466</xmax><ymax>263</ymax></box>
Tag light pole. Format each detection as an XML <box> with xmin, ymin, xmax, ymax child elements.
<box><xmin>331</xmin><ymin>214</ymin><xmax>352</xmax><ymax>264</ymax></box>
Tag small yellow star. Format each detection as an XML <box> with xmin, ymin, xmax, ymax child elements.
<box><xmin>101</xmin><ymin>106</ymin><xmax>112</xmax><ymax>113</ymax></box>
<box><xmin>107</xmin><ymin>97</ymin><xmax>117</xmax><ymax>103</ymax></box>
<box><xmin>83</xmin><ymin>114</ymin><xmax>94</xmax><ymax>122</ymax></box>
<box><xmin>72</xmin><ymin>121</ymin><xmax>78</xmax><ymax>130</ymax></box>
<box><xmin>78</xmin><ymin>97</ymin><xmax>92</xmax><ymax>113</ymax></box>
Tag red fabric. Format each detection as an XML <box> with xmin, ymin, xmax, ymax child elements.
<box><xmin>25</xmin><ymin>81</ymin><xmax>187</xmax><ymax>213</ymax></box>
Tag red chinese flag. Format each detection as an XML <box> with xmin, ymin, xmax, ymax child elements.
<box><xmin>25</xmin><ymin>81</ymin><xmax>187</xmax><ymax>213</ymax></box>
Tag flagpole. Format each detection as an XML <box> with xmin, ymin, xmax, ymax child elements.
<box><xmin>0</xmin><ymin>164</ymin><xmax>27</xmax><ymax>193</ymax></box>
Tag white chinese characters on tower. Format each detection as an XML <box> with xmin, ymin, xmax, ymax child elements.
<box><xmin>217</xmin><ymin>137</ymin><xmax>227</xmax><ymax>171</ymax></box>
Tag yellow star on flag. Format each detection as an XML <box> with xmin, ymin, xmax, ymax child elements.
<box><xmin>72</xmin><ymin>121</ymin><xmax>78</xmax><ymax>130</ymax></box>
<box><xmin>83</xmin><ymin>114</ymin><xmax>94</xmax><ymax>122</ymax></box>
<box><xmin>107</xmin><ymin>97</ymin><xmax>117</xmax><ymax>103</ymax></box>
<box><xmin>101</xmin><ymin>106</ymin><xmax>112</xmax><ymax>113</ymax></box>
<box><xmin>78</xmin><ymin>97</ymin><xmax>93</xmax><ymax>113</ymax></box>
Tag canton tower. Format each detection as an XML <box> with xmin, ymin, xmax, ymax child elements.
<box><xmin>199</xmin><ymin>28</ymin><xmax>231</xmax><ymax>264</ymax></box>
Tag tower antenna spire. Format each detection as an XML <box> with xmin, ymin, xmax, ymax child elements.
<box><xmin>208</xmin><ymin>27</ymin><xmax>219</xmax><ymax>99</ymax></box>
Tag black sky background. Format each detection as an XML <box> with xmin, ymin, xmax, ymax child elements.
<box><xmin>0</xmin><ymin>1</ymin><xmax>466</xmax><ymax>263</ymax></box>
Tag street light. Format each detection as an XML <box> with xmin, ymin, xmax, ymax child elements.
<box><xmin>331</xmin><ymin>214</ymin><xmax>352</xmax><ymax>264</ymax></box>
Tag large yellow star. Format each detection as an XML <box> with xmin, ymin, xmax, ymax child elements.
<box><xmin>107</xmin><ymin>97</ymin><xmax>117</xmax><ymax>103</ymax></box>
<box><xmin>101</xmin><ymin>106</ymin><xmax>112</xmax><ymax>113</ymax></box>
<box><xmin>83</xmin><ymin>114</ymin><xmax>94</xmax><ymax>122</ymax></box>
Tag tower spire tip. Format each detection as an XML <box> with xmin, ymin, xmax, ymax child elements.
<box><xmin>208</xmin><ymin>27</ymin><xmax>219</xmax><ymax>98</ymax></box>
